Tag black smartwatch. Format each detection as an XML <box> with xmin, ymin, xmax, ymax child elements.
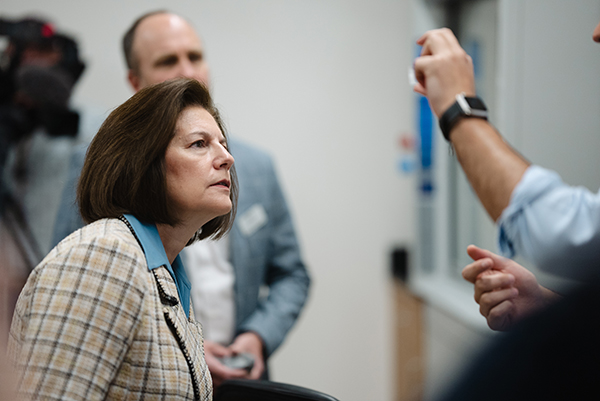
<box><xmin>439</xmin><ymin>92</ymin><xmax>488</xmax><ymax>141</ymax></box>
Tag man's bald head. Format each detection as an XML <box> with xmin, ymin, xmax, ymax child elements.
<box><xmin>123</xmin><ymin>11</ymin><xmax>210</xmax><ymax>92</ymax></box>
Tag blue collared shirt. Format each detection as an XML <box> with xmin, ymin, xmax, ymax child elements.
<box><xmin>124</xmin><ymin>214</ymin><xmax>192</xmax><ymax>317</ymax></box>
<box><xmin>497</xmin><ymin>165</ymin><xmax>600</xmax><ymax>280</ymax></box>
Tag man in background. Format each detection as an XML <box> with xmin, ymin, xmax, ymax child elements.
<box><xmin>53</xmin><ymin>10</ymin><xmax>310</xmax><ymax>386</ymax></box>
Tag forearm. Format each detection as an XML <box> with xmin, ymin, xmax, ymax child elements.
<box><xmin>238</xmin><ymin>271</ymin><xmax>310</xmax><ymax>355</ymax></box>
<box><xmin>450</xmin><ymin>118</ymin><xmax>530</xmax><ymax>221</ymax></box>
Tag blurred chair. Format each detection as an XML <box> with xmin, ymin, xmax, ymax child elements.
<box><xmin>214</xmin><ymin>379</ymin><xmax>340</xmax><ymax>401</ymax></box>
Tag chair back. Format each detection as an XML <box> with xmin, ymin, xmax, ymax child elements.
<box><xmin>214</xmin><ymin>379</ymin><xmax>340</xmax><ymax>401</ymax></box>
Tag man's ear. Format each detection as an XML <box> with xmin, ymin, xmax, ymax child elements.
<box><xmin>128</xmin><ymin>69</ymin><xmax>141</xmax><ymax>92</ymax></box>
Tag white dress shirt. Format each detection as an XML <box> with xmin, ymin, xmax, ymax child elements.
<box><xmin>184</xmin><ymin>236</ymin><xmax>235</xmax><ymax>345</ymax></box>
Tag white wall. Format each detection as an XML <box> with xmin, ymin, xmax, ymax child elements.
<box><xmin>2</xmin><ymin>1</ymin><xmax>414</xmax><ymax>400</ymax></box>
<box><xmin>498</xmin><ymin>0</ymin><xmax>600</xmax><ymax>192</ymax></box>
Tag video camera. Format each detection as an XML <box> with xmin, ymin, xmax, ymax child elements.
<box><xmin>0</xmin><ymin>16</ymin><xmax>85</xmax><ymax>146</ymax></box>
<box><xmin>0</xmin><ymin>16</ymin><xmax>86</xmax><ymax>214</ymax></box>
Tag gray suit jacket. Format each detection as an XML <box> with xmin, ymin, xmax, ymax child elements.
<box><xmin>52</xmin><ymin>138</ymin><xmax>310</xmax><ymax>357</ymax></box>
<box><xmin>227</xmin><ymin>139</ymin><xmax>310</xmax><ymax>356</ymax></box>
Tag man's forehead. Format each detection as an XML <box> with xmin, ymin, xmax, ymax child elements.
<box><xmin>134</xmin><ymin>13</ymin><xmax>203</xmax><ymax>53</ymax></box>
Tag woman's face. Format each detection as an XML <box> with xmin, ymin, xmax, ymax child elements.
<box><xmin>164</xmin><ymin>106</ymin><xmax>234</xmax><ymax>225</ymax></box>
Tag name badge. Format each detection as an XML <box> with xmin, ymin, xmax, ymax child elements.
<box><xmin>238</xmin><ymin>204</ymin><xmax>268</xmax><ymax>236</ymax></box>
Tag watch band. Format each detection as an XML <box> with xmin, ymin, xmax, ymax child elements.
<box><xmin>439</xmin><ymin>93</ymin><xmax>488</xmax><ymax>141</ymax></box>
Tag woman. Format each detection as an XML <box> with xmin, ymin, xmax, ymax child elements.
<box><xmin>7</xmin><ymin>78</ymin><xmax>237</xmax><ymax>400</ymax></box>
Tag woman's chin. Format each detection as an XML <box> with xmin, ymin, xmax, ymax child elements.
<box><xmin>209</xmin><ymin>201</ymin><xmax>232</xmax><ymax>218</ymax></box>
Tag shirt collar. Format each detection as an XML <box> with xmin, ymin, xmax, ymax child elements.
<box><xmin>123</xmin><ymin>214</ymin><xmax>191</xmax><ymax>317</ymax></box>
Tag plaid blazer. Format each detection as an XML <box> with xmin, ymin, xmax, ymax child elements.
<box><xmin>8</xmin><ymin>218</ymin><xmax>212</xmax><ymax>400</ymax></box>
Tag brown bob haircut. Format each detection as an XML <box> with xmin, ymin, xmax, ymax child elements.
<box><xmin>78</xmin><ymin>78</ymin><xmax>237</xmax><ymax>242</ymax></box>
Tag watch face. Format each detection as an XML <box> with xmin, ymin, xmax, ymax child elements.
<box><xmin>461</xmin><ymin>95</ymin><xmax>488</xmax><ymax>118</ymax></box>
<box><xmin>440</xmin><ymin>95</ymin><xmax>488</xmax><ymax>141</ymax></box>
<box><xmin>467</xmin><ymin>97</ymin><xmax>487</xmax><ymax>110</ymax></box>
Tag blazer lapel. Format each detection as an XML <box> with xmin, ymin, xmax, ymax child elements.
<box><xmin>152</xmin><ymin>268</ymin><xmax>212</xmax><ymax>400</ymax></box>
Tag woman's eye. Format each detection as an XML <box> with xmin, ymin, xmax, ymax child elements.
<box><xmin>192</xmin><ymin>140</ymin><xmax>206</xmax><ymax>148</ymax></box>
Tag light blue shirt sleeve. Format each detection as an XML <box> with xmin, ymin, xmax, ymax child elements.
<box><xmin>497</xmin><ymin>165</ymin><xmax>600</xmax><ymax>280</ymax></box>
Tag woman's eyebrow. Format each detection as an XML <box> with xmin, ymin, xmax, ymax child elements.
<box><xmin>186</xmin><ymin>130</ymin><xmax>208</xmax><ymax>138</ymax></box>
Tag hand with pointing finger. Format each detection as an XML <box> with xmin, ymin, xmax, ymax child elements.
<box><xmin>462</xmin><ymin>245</ymin><xmax>561</xmax><ymax>331</ymax></box>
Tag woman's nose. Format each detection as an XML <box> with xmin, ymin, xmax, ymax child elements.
<box><xmin>215</xmin><ymin>145</ymin><xmax>234</xmax><ymax>169</ymax></box>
